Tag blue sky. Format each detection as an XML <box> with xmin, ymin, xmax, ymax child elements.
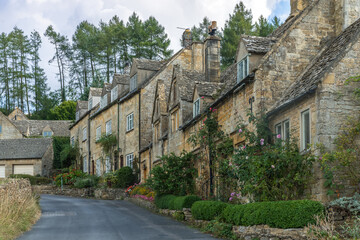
<box><xmin>0</xmin><ymin>0</ymin><xmax>290</xmax><ymax>90</ymax></box>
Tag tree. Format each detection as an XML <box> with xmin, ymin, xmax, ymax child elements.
<box><xmin>255</xmin><ymin>15</ymin><xmax>281</xmax><ymax>37</ymax></box>
<box><xmin>190</xmin><ymin>17</ymin><xmax>212</xmax><ymax>42</ymax></box>
<box><xmin>127</xmin><ymin>12</ymin><xmax>146</xmax><ymax>59</ymax></box>
<box><xmin>49</xmin><ymin>100</ymin><xmax>76</xmax><ymax>120</ymax></box>
<box><xmin>221</xmin><ymin>1</ymin><xmax>254</xmax><ymax>68</ymax></box>
<box><xmin>143</xmin><ymin>16</ymin><xmax>172</xmax><ymax>60</ymax></box>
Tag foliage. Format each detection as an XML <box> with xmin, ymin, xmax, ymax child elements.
<box><xmin>9</xmin><ymin>174</ymin><xmax>52</xmax><ymax>185</ymax></box>
<box><xmin>329</xmin><ymin>193</ymin><xmax>360</xmax><ymax>215</ymax></box>
<box><xmin>345</xmin><ymin>75</ymin><xmax>360</xmax><ymax>99</ymax></box>
<box><xmin>254</xmin><ymin>15</ymin><xmax>281</xmax><ymax>37</ymax></box>
<box><xmin>188</xmin><ymin>17</ymin><xmax>213</xmax><ymax>42</ymax></box>
<box><xmin>97</xmin><ymin>134</ymin><xmax>117</xmax><ymax>155</ymax></box>
<box><xmin>173</xmin><ymin>195</ymin><xmax>201</xmax><ymax>210</ymax></box>
<box><xmin>73</xmin><ymin>175</ymin><xmax>99</xmax><ymax>188</ymax></box>
<box><xmin>202</xmin><ymin>220</ymin><xmax>235</xmax><ymax>240</ymax></box>
<box><xmin>341</xmin><ymin>216</ymin><xmax>360</xmax><ymax>239</ymax></box>
<box><xmin>173</xmin><ymin>211</ymin><xmax>185</xmax><ymax>221</ymax></box>
<box><xmin>229</xmin><ymin>112</ymin><xmax>315</xmax><ymax>202</ymax></box>
<box><xmin>114</xmin><ymin>166</ymin><xmax>136</xmax><ymax>188</ymax></box>
<box><xmin>306</xmin><ymin>210</ymin><xmax>341</xmax><ymax>240</ymax></box>
<box><xmin>222</xmin><ymin>200</ymin><xmax>324</xmax><ymax>229</ymax></box>
<box><xmin>54</xmin><ymin>168</ymin><xmax>86</xmax><ymax>186</ymax></box>
<box><xmin>52</xmin><ymin>136</ymin><xmax>72</xmax><ymax>169</ymax></box>
<box><xmin>129</xmin><ymin>184</ymin><xmax>155</xmax><ymax>201</ymax></box>
<box><xmin>154</xmin><ymin>195</ymin><xmax>177</xmax><ymax>209</ymax></box>
<box><xmin>191</xmin><ymin>201</ymin><xmax>228</xmax><ymax>221</ymax></box>
<box><xmin>49</xmin><ymin>100</ymin><xmax>76</xmax><ymax>120</ymax></box>
<box><xmin>147</xmin><ymin>152</ymin><xmax>196</xmax><ymax>196</ymax></box>
<box><xmin>103</xmin><ymin>171</ymin><xmax>118</xmax><ymax>186</ymax></box>
<box><xmin>188</xmin><ymin>109</ymin><xmax>234</xmax><ymax>199</ymax></box>
<box><xmin>319</xmin><ymin>116</ymin><xmax>360</xmax><ymax>194</ymax></box>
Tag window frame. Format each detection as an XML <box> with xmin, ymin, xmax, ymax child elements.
<box><xmin>96</xmin><ymin>159</ymin><xmax>101</xmax><ymax>176</ymax></box>
<box><xmin>126</xmin><ymin>153</ymin><xmax>134</xmax><ymax>168</ymax></box>
<box><xmin>111</xmin><ymin>85</ymin><xmax>118</xmax><ymax>102</ymax></box>
<box><xmin>100</xmin><ymin>94</ymin><xmax>108</xmax><ymax>109</ymax></box>
<box><xmin>75</xmin><ymin>112</ymin><xmax>80</xmax><ymax>121</ymax></box>
<box><xmin>83</xmin><ymin>155</ymin><xmax>88</xmax><ymax>173</ymax></box>
<box><xmin>237</xmin><ymin>55</ymin><xmax>249</xmax><ymax>83</ymax></box>
<box><xmin>275</xmin><ymin>119</ymin><xmax>290</xmax><ymax>142</ymax></box>
<box><xmin>193</xmin><ymin>98</ymin><xmax>200</xmax><ymax>117</ymax></box>
<box><xmin>88</xmin><ymin>98</ymin><xmax>93</xmax><ymax>110</ymax></box>
<box><xmin>105</xmin><ymin>156</ymin><xmax>111</xmax><ymax>173</ymax></box>
<box><xmin>71</xmin><ymin>136</ymin><xmax>75</xmax><ymax>147</ymax></box>
<box><xmin>130</xmin><ymin>74</ymin><xmax>137</xmax><ymax>91</ymax></box>
<box><xmin>171</xmin><ymin>109</ymin><xmax>179</xmax><ymax>133</ymax></box>
<box><xmin>126</xmin><ymin>113</ymin><xmax>134</xmax><ymax>132</ymax></box>
<box><xmin>96</xmin><ymin>126</ymin><xmax>101</xmax><ymax>141</ymax></box>
<box><xmin>301</xmin><ymin>109</ymin><xmax>311</xmax><ymax>151</ymax></box>
<box><xmin>106</xmin><ymin>120</ymin><xmax>112</xmax><ymax>135</ymax></box>
<box><xmin>82</xmin><ymin>127</ymin><xmax>87</xmax><ymax>141</ymax></box>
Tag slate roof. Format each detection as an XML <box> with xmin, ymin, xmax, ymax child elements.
<box><xmin>134</xmin><ymin>58</ymin><xmax>167</xmax><ymax>71</ymax></box>
<box><xmin>89</xmin><ymin>87</ymin><xmax>102</xmax><ymax>97</ymax></box>
<box><xmin>0</xmin><ymin>138</ymin><xmax>52</xmax><ymax>160</ymax></box>
<box><xmin>179</xmin><ymin>69</ymin><xmax>204</xmax><ymax>102</ymax></box>
<box><xmin>241</xmin><ymin>35</ymin><xmax>277</xmax><ymax>54</ymax></box>
<box><xmin>112</xmin><ymin>74</ymin><xmax>130</xmax><ymax>85</ymax></box>
<box><xmin>12</xmin><ymin>120</ymin><xmax>72</xmax><ymax>137</ymax></box>
<box><xmin>272</xmin><ymin>18</ymin><xmax>360</xmax><ymax>111</ymax></box>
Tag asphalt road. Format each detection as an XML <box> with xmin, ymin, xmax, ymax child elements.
<box><xmin>18</xmin><ymin>194</ymin><xmax>217</xmax><ymax>240</ymax></box>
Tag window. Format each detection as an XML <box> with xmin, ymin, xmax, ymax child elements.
<box><xmin>106</xmin><ymin>120</ymin><xmax>112</xmax><ymax>135</ymax></box>
<box><xmin>111</xmin><ymin>85</ymin><xmax>118</xmax><ymax>102</ymax></box>
<box><xmin>301</xmin><ymin>109</ymin><xmax>311</xmax><ymax>150</ymax></box>
<box><xmin>76</xmin><ymin>112</ymin><xmax>80</xmax><ymax>121</ymax></box>
<box><xmin>96</xmin><ymin>159</ymin><xmax>101</xmax><ymax>176</ymax></box>
<box><xmin>100</xmin><ymin>94</ymin><xmax>107</xmax><ymax>109</ymax></box>
<box><xmin>193</xmin><ymin>98</ymin><xmax>200</xmax><ymax>117</ymax></box>
<box><xmin>237</xmin><ymin>55</ymin><xmax>249</xmax><ymax>83</ymax></box>
<box><xmin>83</xmin><ymin>156</ymin><xmax>88</xmax><ymax>173</ymax></box>
<box><xmin>83</xmin><ymin>127</ymin><xmax>87</xmax><ymax>141</ymax></box>
<box><xmin>154</xmin><ymin>122</ymin><xmax>160</xmax><ymax>141</ymax></box>
<box><xmin>0</xmin><ymin>124</ymin><xmax>2</xmax><ymax>133</ymax></box>
<box><xmin>96</xmin><ymin>126</ymin><xmax>101</xmax><ymax>141</ymax></box>
<box><xmin>126</xmin><ymin>113</ymin><xmax>134</xmax><ymax>132</ymax></box>
<box><xmin>130</xmin><ymin>74</ymin><xmax>137</xmax><ymax>91</ymax></box>
<box><xmin>88</xmin><ymin>98</ymin><xmax>93</xmax><ymax>110</ymax></box>
<box><xmin>171</xmin><ymin>110</ymin><xmax>180</xmax><ymax>132</ymax></box>
<box><xmin>71</xmin><ymin>136</ymin><xmax>75</xmax><ymax>147</ymax></box>
<box><xmin>43</xmin><ymin>131</ymin><xmax>52</xmax><ymax>137</ymax></box>
<box><xmin>105</xmin><ymin>156</ymin><xmax>111</xmax><ymax>173</ymax></box>
<box><xmin>275</xmin><ymin>120</ymin><xmax>290</xmax><ymax>141</ymax></box>
<box><xmin>126</xmin><ymin>153</ymin><xmax>134</xmax><ymax>168</ymax></box>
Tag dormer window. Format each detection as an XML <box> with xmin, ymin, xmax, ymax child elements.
<box><xmin>88</xmin><ymin>98</ymin><xmax>93</xmax><ymax>110</ymax></box>
<box><xmin>111</xmin><ymin>85</ymin><xmax>118</xmax><ymax>102</ymax></box>
<box><xmin>100</xmin><ymin>94</ymin><xmax>107</xmax><ymax>109</ymax></box>
<box><xmin>237</xmin><ymin>55</ymin><xmax>249</xmax><ymax>83</ymax></box>
<box><xmin>193</xmin><ymin>98</ymin><xmax>200</xmax><ymax>117</ymax></box>
<box><xmin>76</xmin><ymin>111</ymin><xmax>80</xmax><ymax>121</ymax></box>
<box><xmin>43</xmin><ymin>131</ymin><xmax>52</xmax><ymax>137</ymax></box>
<box><xmin>130</xmin><ymin>74</ymin><xmax>137</xmax><ymax>91</ymax></box>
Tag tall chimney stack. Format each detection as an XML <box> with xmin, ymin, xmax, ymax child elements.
<box><xmin>182</xmin><ymin>29</ymin><xmax>192</xmax><ymax>48</ymax></box>
<box><xmin>204</xmin><ymin>21</ymin><xmax>220</xmax><ymax>83</ymax></box>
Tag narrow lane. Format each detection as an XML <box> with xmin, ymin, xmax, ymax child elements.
<box><xmin>18</xmin><ymin>194</ymin><xmax>217</xmax><ymax>240</ymax></box>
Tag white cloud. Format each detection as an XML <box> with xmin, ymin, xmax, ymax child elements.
<box><xmin>0</xmin><ymin>0</ymin><xmax>290</xmax><ymax>91</ymax></box>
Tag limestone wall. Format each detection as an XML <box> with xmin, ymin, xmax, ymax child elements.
<box><xmin>0</xmin><ymin>159</ymin><xmax>42</xmax><ymax>177</ymax></box>
<box><xmin>0</xmin><ymin>113</ymin><xmax>23</xmax><ymax>139</ymax></box>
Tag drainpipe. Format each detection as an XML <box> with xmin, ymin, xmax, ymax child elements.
<box><xmin>138</xmin><ymin>92</ymin><xmax>141</xmax><ymax>182</ymax></box>
<box><xmin>88</xmin><ymin>117</ymin><xmax>91</xmax><ymax>174</ymax></box>
<box><xmin>117</xmin><ymin>99</ymin><xmax>120</xmax><ymax>169</ymax></box>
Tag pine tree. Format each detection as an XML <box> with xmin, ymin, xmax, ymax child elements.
<box><xmin>191</xmin><ymin>17</ymin><xmax>212</xmax><ymax>42</ymax></box>
<box><xmin>0</xmin><ymin>33</ymin><xmax>11</xmax><ymax>113</ymax></box>
<box><xmin>127</xmin><ymin>12</ymin><xmax>146</xmax><ymax>59</ymax></box>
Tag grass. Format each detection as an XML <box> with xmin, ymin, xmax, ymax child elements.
<box><xmin>0</xmin><ymin>179</ymin><xmax>41</xmax><ymax>240</ymax></box>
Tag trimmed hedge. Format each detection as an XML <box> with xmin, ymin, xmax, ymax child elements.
<box><xmin>222</xmin><ymin>200</ymin><xmax>324</xmax><ymax>229</ymax></box>
<box><xmin>191</xmin><ymin>201</ymin><xmax>228</xmax><ymax>221</ymax></box>
<box><xmin>173</xmin><ymin>195</ymin><xmax>201</xmax><ymax>210</ymax></box>
<box><xmin>115</xmin><ymin>167</ymin><xmax>136</xmax><ymax>188</ymax></box>
<box><xmin>9</xmin><ymin>174</ymin><xmax>53</xmax><ymax>185</ymax></box>
<box><xmin>155</xmin><ymin>195</ymin><xmax>177</xmax><ymax>209</ymax></box>
<box><xmin>73</xmin><ymin>175</ymin><xmax>99</xmax><ymax>188</ymax></box>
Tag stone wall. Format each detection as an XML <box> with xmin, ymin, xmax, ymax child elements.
<box><xmin>0</xmin><ymin>112</ymin><xmax>23</xmax><ymax>139</ymax></box>
<box><xmin>42</xmin><ymin>139</ymin><xmax>54</xmax><ymax>177</ymax></box>
<box><xmin>0</xmin><ymin>159</ymin><xmax>42</xmax><ymax>177</ymax></box>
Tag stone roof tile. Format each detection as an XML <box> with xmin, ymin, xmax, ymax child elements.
<box><xmin>12</xmin><ymin>120</ymin><xmax>72</xmax><ymax>137</ymax></box>
<box><xmin>134</xmin><ymin>58</ymin><xmax>167</xmax><ymax>71</ymax></box>
<box><xmin>241</xmin><ymin>35</ymin><xmax>277</xmax><ymax>54</ymax></box>
<box><xmin>0</xmin><ymin>138</ymin><xmax>52</xmax><ymax>159</ymax></box>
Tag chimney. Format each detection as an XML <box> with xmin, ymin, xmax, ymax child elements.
<box><xmin>204</xmin><ymin>21</ymin><xmax>220</xmax><ymax>83</ymax></box>
<box><xmin>290</xmin><ymin>0</ymin><xmax>311</xmax><ymax>15</ymax></box>
<box><xmin>335</xmin><ymin>0</ymin><xmax>360</xmax><ymax>35</ymax></box>
<box><xmin>182</xmin><ymin>29</ymin><xmax>192</xmax><ymax>48</ymax></box>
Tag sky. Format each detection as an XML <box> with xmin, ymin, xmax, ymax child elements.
<box><xmin>0</xmin><ymin>0</ymin><xmax>290</xmax><ymax>91</ymax></box>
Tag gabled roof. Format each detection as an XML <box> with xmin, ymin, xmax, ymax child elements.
<box><xmin>12</xmin><ymin>120</ymin><xmax>72</xmax><ymax>137</ymax></box>
<box><xmin>179</xmin><ymin>69</ymin><xmax>204</xmax><ymax>102</ymax></box>
<box><xmin>133</xmin><ymin>58</ymin><xmax>167</xmax><ymax>71</ymax></box>
<box><xmin>271</xmin><ymin>17</ymin><xmax>360</xmax><ymax>112</ymax></box>
<box><xmin>151</xmin><ymin>80</ymin><xmax>168</xmax><ymax>123</ymax></box>
<box><xmin>241</xmin><ymin>35</ymin><xmax>277</xmax><ymax>54</ymax></box>
<box><xmin>8</xmin><ymin>107</ymin><xmax>28</xmax><ymax>121</ymax></box>
<box><xmin>89</xmin><ymin>87</ymin><xmax>102</xmax><ymax>97</ymax></box>
<box><xmin>194</xmin><ymin>81</ymin><xmax>224</xmax><ymax>99</ymax></box>
<box><xmin>0</xmin><ymin>138</ymin><xmax>52</xmax><ymax>160</ymax></box>
<box><xmin>112</xmin><ymin>74</ymin><xmax>129</xmax><ymax>86</ymax></box>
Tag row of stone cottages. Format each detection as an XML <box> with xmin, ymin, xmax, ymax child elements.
<box><xmin>70</xmin><ymin>0</ymin><xmax>360</xmax><ymax>202</ymax></box>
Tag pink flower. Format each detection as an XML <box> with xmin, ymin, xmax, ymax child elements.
<box><xmin>319</xmin><ymin>156</ymin><xmax>322</xmax><ymax>161</ymax></box>
<box><xmin>209</xmin><ymin>108</ymin><xmax>212</xmax><ymax>111</ymax></box>
<box><xmin>201</xmin><ymin>96</ymin><xmax>204</xmax><ymax>99</ymax></box>
<box><xmin>242</xmin><ymin>145</ymin><xmax>246</xmax><ymax>150</ymax></box>
<box><xmin>271</xmin><ymin>165</ymin><xmax>275</xmax><ymax>169</ymax></box>
<box><xmin>203</xmin><ymin>136</ymin><xmax>205</xmax><ymax>139</ymax></box>
<box><xmin>231</xmin><ymin>192</ymin><xmax>235</xmax><ymax>197</ymax></box>
<box><xmin>239</xmin><ymin>129</ymin><xmax>242</xmax><ymax>133</ymax></box>
<box><xmin>229</xmin><ymin>197</ymin><xmax>233</xmax><ymax>201</ymax></box>
<box><xmin>229</xmin><ymin>162</ymin><xmax>232</xmax><ymax>166</ymax></box>
<box><xmin>277</xmin><ymin>134</ymin><xmax>281</xmax><ymax>139</ymax></box>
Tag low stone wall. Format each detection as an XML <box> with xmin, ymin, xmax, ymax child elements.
<box><xmin>94</xmin><ymin>188</ymin><xmax>127</xmax><ymax>200</ymax></box>
<box><xmin>127</xmin><ymin>197</ymin><xmax>156</xmax><ymax>211</ymax></box>
<box><xmin>233</xmin><ymin>225</ymin><xmax>307</xmax><ymax>240</ymax></box>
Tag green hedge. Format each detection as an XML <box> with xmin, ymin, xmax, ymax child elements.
<box><xmin>9</xmin><ymin>174</ymin><xmax>53</xmax><ymax>185</ymax></box>
<box><xmin>222</xmin><ymin>200</ymin><xmax>324</xmax><ymax>229</ymax></box>
<box><xmin>115</xmin><ymin>167</ymin><xmax>136</xmax><ymax>188</ymax></box>
<box><xmin>191</xmin><ymin>201</ymin><xmax>228</xmax><ymax>221</ymax></box>
<box><xmin>155</xmin><ymin>195</ymin><xmax>177</xmax><ymax>209</ymax></box>
<box><xmin>173</xmin><ymin>195</ymin><xmax>201</xmax><ymax>210</ymax></box>
<box><xmin>73</xmin><ymin>175</ymin><xmax>99</xmax><ymax>188</ymax></box>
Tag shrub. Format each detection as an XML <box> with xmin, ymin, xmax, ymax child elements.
<box><xmin>103</xmin><ymin>172</ymin><xmax>118</xmax><ymax>187</ymax></box>
<box><xmin>173</xmin><ymin>195</ymin><xmax>201</xmax><ymax>210</ymax></box>
<box><xmin>155</xmin><ymin>195</ymin><xmax>177</xmax><ymax>209</ymax></box>
<box><xmin>9</xmin><ymin>174</ymin><xmax>52</xmax><ymax>185</ymax></box>
<box><xmin>202</xmin><ymin>220</ymin><xmax>234</xmax><ymax>239</ymax></box>
<box><xmin>222</xmin><ymin>200</ymin><xmax>324</xmax><ymax>229</ymax></box>
<box><xmin>191</xmin><ymin>201</ymin><xmax>228</xmax><ymax>221</ymax></box>
<box><xmin>54</xmin><ymin>168</ymin><xmax>85</xmax><ymax>186</ymax></box>
<box><xmin>329</xmin><ymin>193</ymin><xmax>360</xmax><ymax>215</ymax></box>
<box><xmin>73</xmin><ymin>175</ymin><xmax>99</xmax><ymax>188</ymax></box>
<box><xmin>173</xmin><ymin>211</ymin><xmax>185</xmax><ymax>221</ymax></box>
<box><xmin>115</xmin><ymin>167</ymin><xmax>136</xmax><ymax>188</ymax></box>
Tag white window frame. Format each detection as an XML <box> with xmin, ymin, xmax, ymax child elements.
<box><xmin>275</xmin><ymin>119</ymin><xmax>290</xmax><ymax>141</ymax></box>
<box><xmin>100</xmin><ymin>94</ymin><xmax>107</xmax><ymax>109</ymax></box>
<box><xmin>237</xmin><ymin>55</ymin><xmax>249</xmax><ymax>83</ymax></box>
<box><xmin>82</xmin><ymin>127</ymin><xmax>87</xmax><ymax>141</ymax></box>
<box><xmin>96</xmin><ymin>159</ymin><xmax>101</xmax><ymax>176</ymax></box>
<box><xmin>88</xmin><ymin>98</ymin><xmax>93</xmax><ymax>110</ymax></box>
<box><xmin>83</xmin><ymin>156</ymin><xmax>88</xmax><ymax>173</ymax></box>
<box><xmin>301</xmin><ymin>109</ymin><xmax>311</xmax><ymax>151</ymax></box>
<box><xmin>111</xmin><ymin>85</ymin><xmax>118</xmax><ymax>102</ymax></box>
<box><xmin>126</xmin><ymin>153</ymin><xmax>134</xmax><ymax>168</ymax></box>
<box><xmin>126</xmin><ymin>113</ymin><xmax>134</xmax><ymax>132</ymax></box>
<box><xmin>106</xmin><ymin>120</ymin><xmax>112</xmax><ymax>135</ymax></box>
<box><xmin>76</xmin><ymin>112</ymin><xmax>80</xmax><ymax>121</ymax></box>
<box><xmin>96</xmin><ymin>126</ymin><xmax>101</xmax><ymax>141</ymax></box>
<box><xmin>130</xmin><ymin>74</ymin><xmax>137</xmax><ymax>91</ymax></box>
<box><xmin>105</xmin><ymin>156</ymin><xmax>111</xmax><ymax>173</ymax></box>
<box><xmin>193</xmin><ymin>98</ymin><xmax>200</xmax><ymax>117</ymax></box>
<box><xmin>71</xmin><ymin>136</ymin><xmax>75</xmax><ymax>147</ymax></box>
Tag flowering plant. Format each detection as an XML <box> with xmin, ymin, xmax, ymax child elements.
<box><xmin>54</xmin><ymin>168</ymin><xmax>86</xmax><ymax>186</ymax></box>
